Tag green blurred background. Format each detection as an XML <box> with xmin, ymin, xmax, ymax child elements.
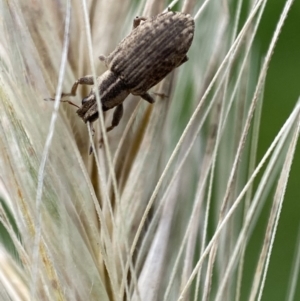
<box><xmin>245</xmin><ymin>0</ymin><xmax>300</xmax><ymax>300</ymax></box>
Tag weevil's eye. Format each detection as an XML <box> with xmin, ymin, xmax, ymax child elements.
<box><xmin>82</xmin><ymin>97</ymin><xmax>88</xmax><ymax>104</ymax></box>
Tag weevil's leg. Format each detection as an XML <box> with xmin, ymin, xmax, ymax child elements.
<box><xmin>90</xmin><ymin>122</ymin><xmax>95</xmax><ymax>134</ymax></box>
<box><xmin>99</xmin><ymin>55</ymin><xmax>106</xmax><ymax>62</ymax></box>
<box><xmin>99</xmin><ymin>55</ymin><xmax>109</xmax><ymax>68</ymax></box>
<box><xmin>61</xmin><ymin>75</ymin><xmax>94</xmax><ymax>98</ymax></box>
<box><xmin>98</xmin><ymin>104</ymin><xmax>124</xmax><ymax>147</ymax></box>
<box><xmin>88</xmin><ymin>122</ymin><xmax>96</xmax><ymax>154</ymax></box>
<box><xmin>152</xmin><ymin>92</ymin><xmax>168</xmax><ymax>99</ymax></box>
<box><xmin>176</xmin><ymin>55</ymin><xmax>188</xmax><ymax>68</ymax></box>
<box><xmin>133</xmin><ymin>16</ymin><xmax>148</xmax><ymax>28</ymax></box>
<box><xmin>106</xmin><ymin>103</ymin><xmax>124</xmax><ymax>132</ymax></box>
<box><xmin>140</xmin><ymin>92</ymin><xmax>155</xmax><ymax>104</ymax></box>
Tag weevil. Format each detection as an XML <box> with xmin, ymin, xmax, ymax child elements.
<box><xmin>59</xmin><ymin>10</ymin><xmax>194</xmax><ymax>139</ymax></box>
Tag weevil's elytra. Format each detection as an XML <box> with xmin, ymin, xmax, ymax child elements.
<box><xmin>107</xmin><ymin>11</ymin><xmax>194</xmax><ymax>94</ymax></box>
<box><xmin>60</xmin><ymin>10</ymin><xmax>194</xmax><ymax>142</ymax></box>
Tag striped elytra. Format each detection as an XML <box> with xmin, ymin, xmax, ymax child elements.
<box><xmin>107</xmin><ymin>11</ymin><xmax>194</xmax><ymax>94</ymax></box>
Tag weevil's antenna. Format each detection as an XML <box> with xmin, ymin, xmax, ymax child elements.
<box><xmin>45</xmin><ymin>98</ymin><xmax>80</xmax><ymax>109</ymax></box>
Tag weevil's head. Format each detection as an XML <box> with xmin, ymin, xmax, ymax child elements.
<box><xmin>77</xmin><ymin>70</ymin><xmax>129</xmax><ymax>123</ymax></box>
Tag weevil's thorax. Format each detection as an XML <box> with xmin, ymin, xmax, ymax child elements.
<box><xmin>95</xmin><ymin>70</ymin><xmax>129</xmax><ymax>111</ymax></box>
<box><xmin>77</xmin><ymin>71</ymin><xmax>129</xmax><ymax>123</ymax></box>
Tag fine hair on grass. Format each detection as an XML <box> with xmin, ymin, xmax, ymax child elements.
<box><xmin>0</xmin><ymin>0</ymin><xmax>299</xmax><ymax>300</ymax></box>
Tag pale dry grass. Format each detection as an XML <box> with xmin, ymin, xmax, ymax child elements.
<box><xmin>0</xmin><ymin>0</ymin><xmax>298</xmax><ymax>300</ymax></box>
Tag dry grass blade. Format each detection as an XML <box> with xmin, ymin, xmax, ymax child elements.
<box><xmin>0</xmin><ymin>0</ymin><xmax>299</xmax><ymax>300</ymax></box>
<box><xmin>286</xmin><ymin>222</ymin><xmax>300</xmax><ymax>301</ymax></box>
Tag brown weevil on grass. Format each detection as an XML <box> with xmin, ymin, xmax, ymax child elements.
<box><xmin>52</xmin><ymin>10</ymin><xmax>194</xmax><ymax>146</ymax></box>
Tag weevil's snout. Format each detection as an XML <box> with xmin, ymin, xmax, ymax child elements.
<box><xmin>99</xmin><ymin>71</ymin><xmax>130</xmax><ymax>111</ymax></box>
